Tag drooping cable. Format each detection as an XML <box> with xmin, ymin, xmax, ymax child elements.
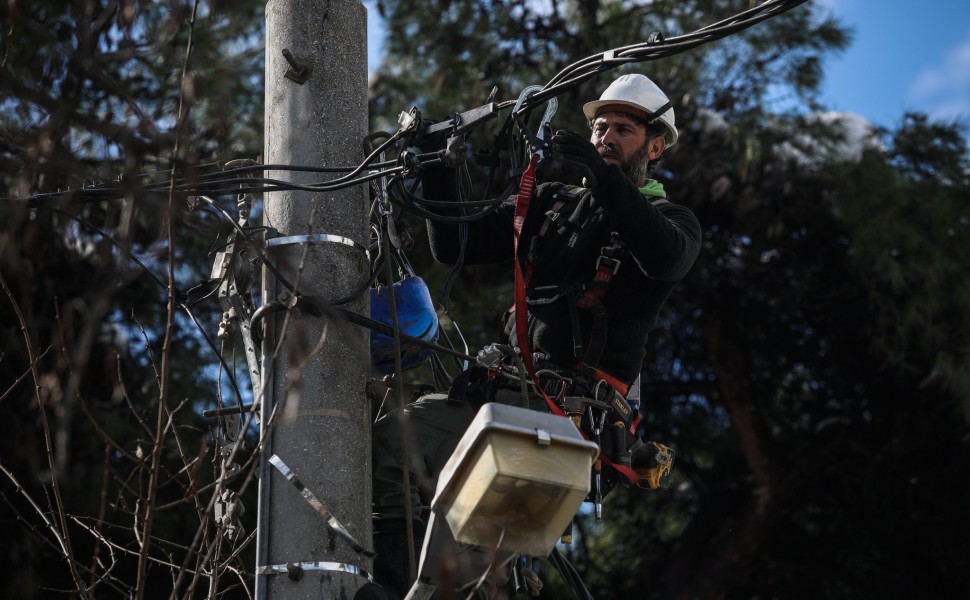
<box><xmin>549</xmin><ymin>547</ymin><xmax>595</xmax><ymax>600</ymax></box>
<box><xmin>60</xmin><ymin>209</ymin><xmax>248</xmax><ymax>410</ymax></box>
<box><xmin>519</xmin><ymin>0</ymin><xmax>809</xmax><ymax>116</ymax></box>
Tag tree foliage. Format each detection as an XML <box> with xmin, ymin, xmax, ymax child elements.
<box><xmin>1</xmin><ymin>2</ymin><xmax>264</xmax><ymax>598</ymax></box>
<box><xmin>2</xmin><ymin>0</ymin><xmax>969</xmax><ymax>599</ymax></box>
<box><xmin>369</xmin><ymin>1</ymin><xmax>970</xmax><ymax>599</ymax></box>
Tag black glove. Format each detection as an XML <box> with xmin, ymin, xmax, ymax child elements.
<box><xmin>551</xmin><ymin>129</ymin><xmax>609</xmax><ymax>185</ymax></box>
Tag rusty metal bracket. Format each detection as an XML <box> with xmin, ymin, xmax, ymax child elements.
<box><xmin>281</xmin><ymin>48</ymin><xmax>311</xmax><ymax>84</ymax></box>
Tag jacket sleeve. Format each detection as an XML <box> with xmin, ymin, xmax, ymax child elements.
<box><xmin>590</xmin><ymin>164</ymin><xmax>702</xmax><ymax>282</ymax></box>
<box><xmin>421</xmin><ymin>166</ymin><xmax>516</xmax><ymax>266</ymax></box>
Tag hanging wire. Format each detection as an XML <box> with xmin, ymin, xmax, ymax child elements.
<box><xmin>15</xmin><ymin>0</ymin><xmax>807</xmax><ymax>211</ymax></box>
<box><xmin>518</xmin><ymin>0</ymin><xmax>809</xmax><ymax>115</ymax></box>
<box><xmin>16</xmin><ymin>2</ymin><xmax>811</xmax><ymax>594</ymax></box>
<box><xmin>16</xmin><ymin>0</ymin><xmax>811</xmax><ymax>427</ymax></box>
<box><xmin>60</xmin><ymin>208</ymin><xmax>250</xmax><ymax>410</ymax></box>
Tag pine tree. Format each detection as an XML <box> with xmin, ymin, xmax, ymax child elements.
<box><xmin>368</xmin><ymin>1</ymin><xmax>970</xmax><ymax>598</ymax></box>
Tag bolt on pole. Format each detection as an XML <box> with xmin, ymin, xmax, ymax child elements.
<box><xmin>257</xmin><ymin>1</ymin><xmax>371</xmax><ymax>598</ymax></box>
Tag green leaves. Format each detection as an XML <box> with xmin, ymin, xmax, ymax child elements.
<box><xmin>370</xmin><ymin>3</ymin><xmax>970</xmax><ymax>598</ymax></box>
<box><xmin>838</xmin><ymin>114</ymin><xmax>970</xmax><ymax>409</ymax></box>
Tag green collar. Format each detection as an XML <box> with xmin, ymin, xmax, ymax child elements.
<box><xmin>639</xmin><ymin>179</ymin><xmax>666</xmax><ymax>198</ymax></box>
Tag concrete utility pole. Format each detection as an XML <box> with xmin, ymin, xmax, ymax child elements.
<box><xmin>257</xmin><ymin>1</ymin><xmax>371</xmax><ymax>598</ymax></box>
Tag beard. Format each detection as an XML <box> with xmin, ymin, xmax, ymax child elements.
<box><xmin>620</xmin><ymin>145</ymin><xmax>651</xmax><ymax>184</ymax></box>
<box><xmin>600</xmin><ymin>143</ymin><xmax>652</xmax><ymax>185</ymax></box>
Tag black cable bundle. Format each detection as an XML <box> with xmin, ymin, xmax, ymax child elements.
<box><xmin>549</xmin><ymin>547</ymin><xmax>596</xmax><ymax>600</ymax></box>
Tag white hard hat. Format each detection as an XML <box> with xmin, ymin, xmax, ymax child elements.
<box><xmin>583</xmin><ymin>74</ymin><xmax>679</xmax><ymax>146</ymax></box>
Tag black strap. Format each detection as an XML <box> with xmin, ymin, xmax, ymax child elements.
<box><xmin>644</xmin><ymin>101</ymin><xmax>672</xmax><ymax>124</ymax></box>
<box><xmin>580</xmin><ymin>301</ymin><xmax>609</xmax><ymax>368</ymax></box>
<box><xmin>446</xmin><ymin>366</ymin><xmax>494</xmax><ymax>409</ymax></box>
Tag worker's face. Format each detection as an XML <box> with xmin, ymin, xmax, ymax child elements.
<box><xmin>590</xmin><ymin>111</ymin><xmax>666</xmax><ymax>182</ymax></box>
<box><xmin>590</xmin><ymin>111</ymin><xmax>667</xmax><ymax>185</ymax></box>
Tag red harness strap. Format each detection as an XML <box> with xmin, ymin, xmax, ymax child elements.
<box><xmin>512</xmin><ymin>157</ymin><xmax>640</xmax><ymax>486</ymax></box>
<box><xmin>576</xmin><ymin>235</ymin><xmax>624</xmax><ymax>310</ymax></box>
<box><xmin>574</xmin><ymin>362</ymin><xmax>641</xmax><ymax>436</ymax></box>
<box><xmin>512</xmin><ymin>156</ymin><xmax>540</xmax><ymax>378</ymax></box>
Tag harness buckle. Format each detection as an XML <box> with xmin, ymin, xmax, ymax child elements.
<box><xmin>476</xmin><ymin>343</ymin><xmax>505</xmax><ymax>369</ymax></box>
<box><xmin>595</xmin><ymin>255</ymin><xmax>621</xmax><ymax>275</ymax></box>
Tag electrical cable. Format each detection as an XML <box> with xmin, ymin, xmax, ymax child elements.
<box><xmin>515</xmin><ymin>0</ymin><xmax>808</xmax><ymax>118</ymax></box>
<box><xmin>549</xmin><ymin>548</ymin><xmax>595</xmax><ymax>600</ymax></box>
<box><xmin>20</xmin><ymin>0</ymin><xmax>810</xmax><ymax>411</ymax></box>
<box><xmin>14</xmin><ymin>0</ymin><xmax>807</xmax><ymax>210</ymax></box>
<box><xmin>20</xmin><ymin>5</ymin><xmax>812</xmax><ymax>591</ymax></box>
<box><xmin>60</xmin><ymin>208</ymin><xmax>249</xmax><ymax>410</ymax></box>
<box><xmin>21</xmin><ymin>163</ymin><xmax>407</xmax><ymax>204</ymax></box>
<box><xmin>189</xmin><ymin>195</ymin><xmax>301</xmax><ymax>296</ymax></box>
<box><xmin>62</xmin><ymin>211</ymin><xmax>169</xmax><ymax>292</ymax></box>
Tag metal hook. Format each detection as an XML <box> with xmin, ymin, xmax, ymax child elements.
<box><xmin>511</xmin><ymin>85</ymin><xmax>559</xmax><ymax>159</ymax></box>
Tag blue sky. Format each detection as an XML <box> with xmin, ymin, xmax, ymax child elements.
<box><xmin>818</xmin><ymin>0</ymin><xmax>970</xmax><ymax>128</ymax></box>
<box><xmin>365</xmin><ymin>0</ymin><xmax>970</xmax><ymax>130</ymax></box>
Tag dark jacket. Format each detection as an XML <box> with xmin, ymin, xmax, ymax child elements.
<box><xmin>425</xmin><ymin>162</ymin><xmax>701</xmax><ymax>385</ymax></box>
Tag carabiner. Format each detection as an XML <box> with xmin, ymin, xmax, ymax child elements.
<box><xmin>512</xmin><ymin>85</ymin><xmax>559</xmax><ymax>160</ymax></box>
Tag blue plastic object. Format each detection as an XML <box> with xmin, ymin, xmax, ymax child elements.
<box><xmin>370</xmin><ymin>276</ymin><xmax>439</xmax><ymax>375</ymax></box>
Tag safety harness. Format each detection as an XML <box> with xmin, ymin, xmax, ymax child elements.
<box><xmin>522</xmin><ymin>185</ymin><xmax>670</xmax><ymax>377</ymax></box>
<box><xmin>512</xmin><ymin>156</ymin><xmax>643</xmax><ymax>485</ymax></box>
<box><xmin>528</xmin><ymin>197</ymin><xmax>625</xmax><ymax>374</ymax></box>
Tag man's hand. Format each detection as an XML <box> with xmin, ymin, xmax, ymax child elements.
<box><xmin>551</xmin><ymin>129</ymin><xmax>609</xmax><ymax>184</ymax></box>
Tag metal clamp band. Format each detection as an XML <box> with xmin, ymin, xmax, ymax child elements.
<box><xmin>269</xmin><ymin>455</ymin><xmax>375</xmax><ymax>557</ymax></box>
<box><xmin>257</xmin><ymin>561</ymin><xmax>373</xmax><ymax>581</ymax></box>
<box><xmin>266</xmin><ymin>234</ymin><xmax>370</xmax><ymax>261</ymax></box>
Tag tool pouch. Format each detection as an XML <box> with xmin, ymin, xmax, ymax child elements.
<box><xmin>630</xmin><ymin>440</ymin><xmax>675</xmax><ymax>490</ymax></box>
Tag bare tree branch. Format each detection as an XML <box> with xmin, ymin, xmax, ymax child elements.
<box><xmin>0</xmin><ymin>271</ymin><xmax>90</xmax><ymax>597</ymax></box>
<box><xmin>138</xmin><ymin>2</ymin><xmax>203</xmax><ymax>597</ymax></box>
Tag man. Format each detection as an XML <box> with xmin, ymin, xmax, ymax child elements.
<box><xmin>372</xmin><ymin>73</ymin><xmax>702</xmax><ymax>597</ymax></box>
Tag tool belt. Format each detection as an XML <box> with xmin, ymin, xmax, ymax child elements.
<box><xmin>446</xmin><ymin>363</ymin><xmax>674</xmax><ymax>491</ymax></box>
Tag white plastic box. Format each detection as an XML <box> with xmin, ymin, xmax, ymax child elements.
<box><xmin>430</xmin><ymin>402</ymin><xmax>600</xmax><ymax>557</ymax></box>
